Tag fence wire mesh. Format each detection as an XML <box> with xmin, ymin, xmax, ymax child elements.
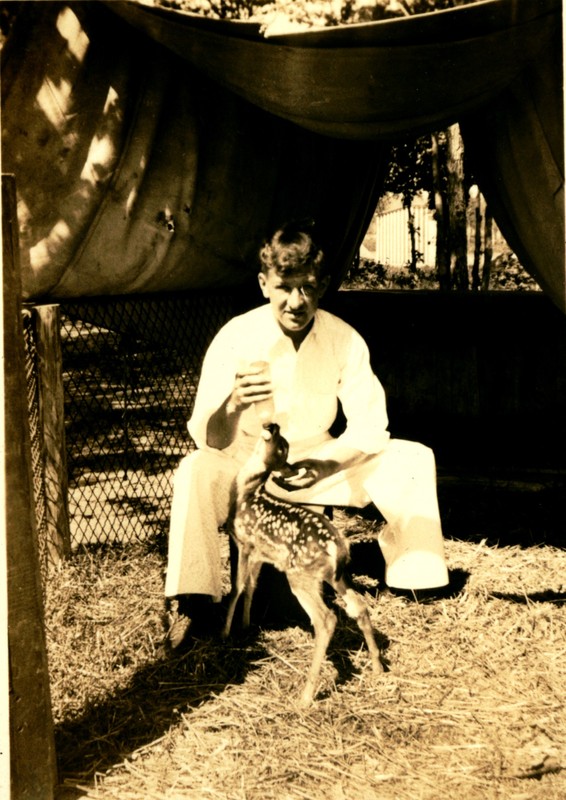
<box><xmin>23</xmin><ymin>308</ymin><xmax>48</xmax><ymax>567</ymax></box>
<box><xmin>58</xmin><ymin>292</ymin><xmax>237</xmax><ymax>548</ymax></box>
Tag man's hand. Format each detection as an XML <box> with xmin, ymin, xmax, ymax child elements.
<box><xmin>207</xmin><ymin>362</ymin><xmax>273</xmax><ymax>449</ymax></box>
<box><xmin>272</xmin><ymin>458</ymin><xmax>339</xmax><ymax>491</ymax></box>
<box><xmin>228</xmin><ymin>362</ymin><xmax>273</xmax><ymax>413</ymax></box>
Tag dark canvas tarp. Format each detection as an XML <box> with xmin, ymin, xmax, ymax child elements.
<box><xmin>1</xmin><ymin>0</ymin><xmax>564</xmax><ymax>309</ymax></box>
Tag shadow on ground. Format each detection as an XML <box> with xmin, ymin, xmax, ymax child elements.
<box><xmin>490</xmin><ymin>589</ymin><xmax>566</xmax><ymax>604</ymax></box>
<box><xmin>56</xmin><ymin>597</ymin><xmax>394</xmax><ymax>793</ymax></box>
<box><xmin>55</xmin><ymin>629</ymin><xmax>270</xmax><ymax>788</ymax></box>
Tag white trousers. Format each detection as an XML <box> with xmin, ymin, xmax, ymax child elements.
<box><xmin>165</xmin><ymin>435</ymin><xmax>449</xmax><ymax>601</ymax></box>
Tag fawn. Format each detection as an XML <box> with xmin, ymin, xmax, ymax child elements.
<box><xmin>222</xmin><ymin>422</ymin><xmax>383</xmax><ymax>706</ymax></box>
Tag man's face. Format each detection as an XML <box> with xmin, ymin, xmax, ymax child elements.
<box><xmin>258</xmin><ymin>268</ymin><xmax>329</xmax><ymax>345</ymax></box>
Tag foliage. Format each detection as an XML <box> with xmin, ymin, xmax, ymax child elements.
<box><xmin>383</xmin><ymin>136</ymin><xmax>436</xmax><ymax>209</ymax></box>
<box><xmin>343</xmin><ymin>257</ymin><xmax>436</xmax><ymax>290</ymax></box>
<box><xmin>155</xmin><ymin>0</ymin><xmax>481</xmax><ymax>27</ymax></box>
<box><xmin>489</xmin><ymin>252</ymin><xmax>541</xmax><ymax>292</ymax></box>
<box><xmin>342</xmin><ymin>253</ymin><xmax>541</xmax><ymax>292</ymax></box>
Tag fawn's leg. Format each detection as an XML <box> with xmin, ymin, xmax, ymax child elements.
<box><xmin>222</xmin><ymin>546</ymin><xmax>250</xmax><ymax>638</ymax></box>
<box><xmin>241</xmin><ymin>558</ymin><xmax>263</xmax><ymax>629</ymax></box>
<box><xmin>288</xmin><ymin>574</ymin><xmax>337</xmax><ymax>707</ymax></box>
<box><xmin>334</xmin><ymin>575</ymin><xmax>383</xmax><ymax>673</ymax></box>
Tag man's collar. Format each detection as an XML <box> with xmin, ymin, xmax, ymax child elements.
<box><xmin>263</xmin><ymin>304</ymin><xmax>320</xmax><ymax>347</ymax></box>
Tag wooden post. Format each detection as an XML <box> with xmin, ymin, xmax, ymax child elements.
<box><xmin>2</xmin><ymin>174</ymin><xmax>57</xmax><ymax>798</ymax></box>
<box><xmin>34</xmin><ymin>304</ymin><xmax>71</xmax><ymax>566</ymax></box>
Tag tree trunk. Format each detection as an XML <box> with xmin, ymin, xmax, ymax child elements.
<box><xmin>481</xmin><ymin>204</ymin><xmax>494</xmax><ymax>291</ymax></box>
<box><xmin>406</xmin><ymin>201</ymin><xmax>418</xmax><ymax>273</ymax></box>
<box><xmin>431</xmin><ymin>132</ymin><xmax>450</xmax><ymax>290</ymax></box>
<box><xmin>471</xmin><ymin>190</ymin><xmax>482</xmax><ymax>291</ymax></box>
<box><xmin>445</xmin><ymin>124</ymin><xmax>468</xmax><ymax>290</ymax></box>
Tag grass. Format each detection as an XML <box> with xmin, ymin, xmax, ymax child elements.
<box><xmin>45</xmin><ymin>495</ymin><xmax>566</xmax><ymax>800</ymax></box>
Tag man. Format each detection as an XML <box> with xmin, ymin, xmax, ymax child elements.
<box><xmin>165</xmin><ymin>220</ymin><xmax>449</xmax><ymax>647</ymax></box>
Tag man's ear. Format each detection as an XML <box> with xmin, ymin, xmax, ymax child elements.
<box><xmin>258</xmin><ymin>271</ymin><xmax>269</xmax><ymax>298</ymax></box>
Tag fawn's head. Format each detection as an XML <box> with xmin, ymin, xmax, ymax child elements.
<box><xmin>237</xmin><ymin>423</ymin><xmax>290</xmax><ymax>499</ymax></box>
<box><xmin>257</xmin><ymin>423</ymin><xmax>289</xmax><ymax>473</ymax></box>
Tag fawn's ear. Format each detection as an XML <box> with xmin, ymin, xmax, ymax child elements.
<box><xmin>261</xmin><ymin>428</ymin><xmax>272</xmax><ymax>441</ymax></box>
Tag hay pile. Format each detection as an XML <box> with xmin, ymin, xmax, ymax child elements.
<box><xmin>46</xmin><ymin>512</ymin><xmax>566</xmax><ymax>800</ymax></box>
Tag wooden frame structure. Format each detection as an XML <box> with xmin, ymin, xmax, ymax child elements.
<box><xmin>3</xmin><ymin>174</ymin><xmax>57</xmax><ymax>799</ymax></box>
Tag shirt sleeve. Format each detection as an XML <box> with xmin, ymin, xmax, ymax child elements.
<box><xmin>334</xmin><ymin>327</ymin><xmax>390</xmax><ymax>455</ymax></box>
<box><xmin>187</xmin><ymin>321</ymin><xmax>240</xmax><ymax>449</ymax></box>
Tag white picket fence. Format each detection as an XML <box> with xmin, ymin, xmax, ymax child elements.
<box><xmin>362</xmin><ymin>192</ymin><xmax>508</xmax><ymax>268</ymax></box>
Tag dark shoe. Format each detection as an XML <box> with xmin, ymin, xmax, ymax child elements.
<box><xmin>164</xmin><ymin>594</ymin><xmax>224</xmax><ymax>647</ymax></box>
<box><xmin>165</xmin><ymin>599</ymin><xmax>192</xmax><ymax>650</ymax></box>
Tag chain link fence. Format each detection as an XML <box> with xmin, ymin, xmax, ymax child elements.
<box><xmin>22</xmin><ymin>309</ymin><xmax>48</xmax><ymax>565</ymax></box>
<box><xmin>53</xmin><ymin>291</ymin><xmax>237</xmax><ymax>549</ymax></box>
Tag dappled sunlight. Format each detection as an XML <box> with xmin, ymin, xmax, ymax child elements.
<box><xmin>30</xmin><ymin>219</ymin><xmax>72</xmax><ymax>269</ymax></box>
<box><xmin>79</xmin><ymin>86</ymin><xmax>121</xmax><ymax>187</ymax></box>
<box><xmin>56</xmin><ymin>6</ymin><xmax>90</xmax><ymax>64</ymax></box>
<box><xmin>16</xmin><ymin>195</ymin><xmax>32</xmax><ymax>236</ymax></box>
<box><xmin>27</xmin><ymin>82</ymin><xmax>123</xmax><ymax>283</ymax></box>
<box><xmin>35</xmin><ymin>75</ymin><xmax>74</xmax><ymax>131</ymax></box>
<box><xmin>34</xmin><ymin>7</ymin><xmax>90</xmax><ymax>132</ymax></box>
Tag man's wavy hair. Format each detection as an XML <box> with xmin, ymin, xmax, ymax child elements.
<box><xmin>259</xmin><ymin>219</ymin><xmax>326</xmax><ymax>278</ymax></box>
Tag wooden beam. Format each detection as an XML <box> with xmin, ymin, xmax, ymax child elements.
<box><xmin>2</xmin><ymin>174</ymin><xmax>57</xmax><ymax>799</ymax></box>
<box><xmin>34</xmin><ymin>304</ymin><xmax>71</xmax><ymax>567</ymax></box>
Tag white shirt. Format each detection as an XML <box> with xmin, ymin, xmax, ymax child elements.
<box><xmin>188</xmin><ymin>304</ymin><xmax>390</xmax><ymax>454</ymax></box>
